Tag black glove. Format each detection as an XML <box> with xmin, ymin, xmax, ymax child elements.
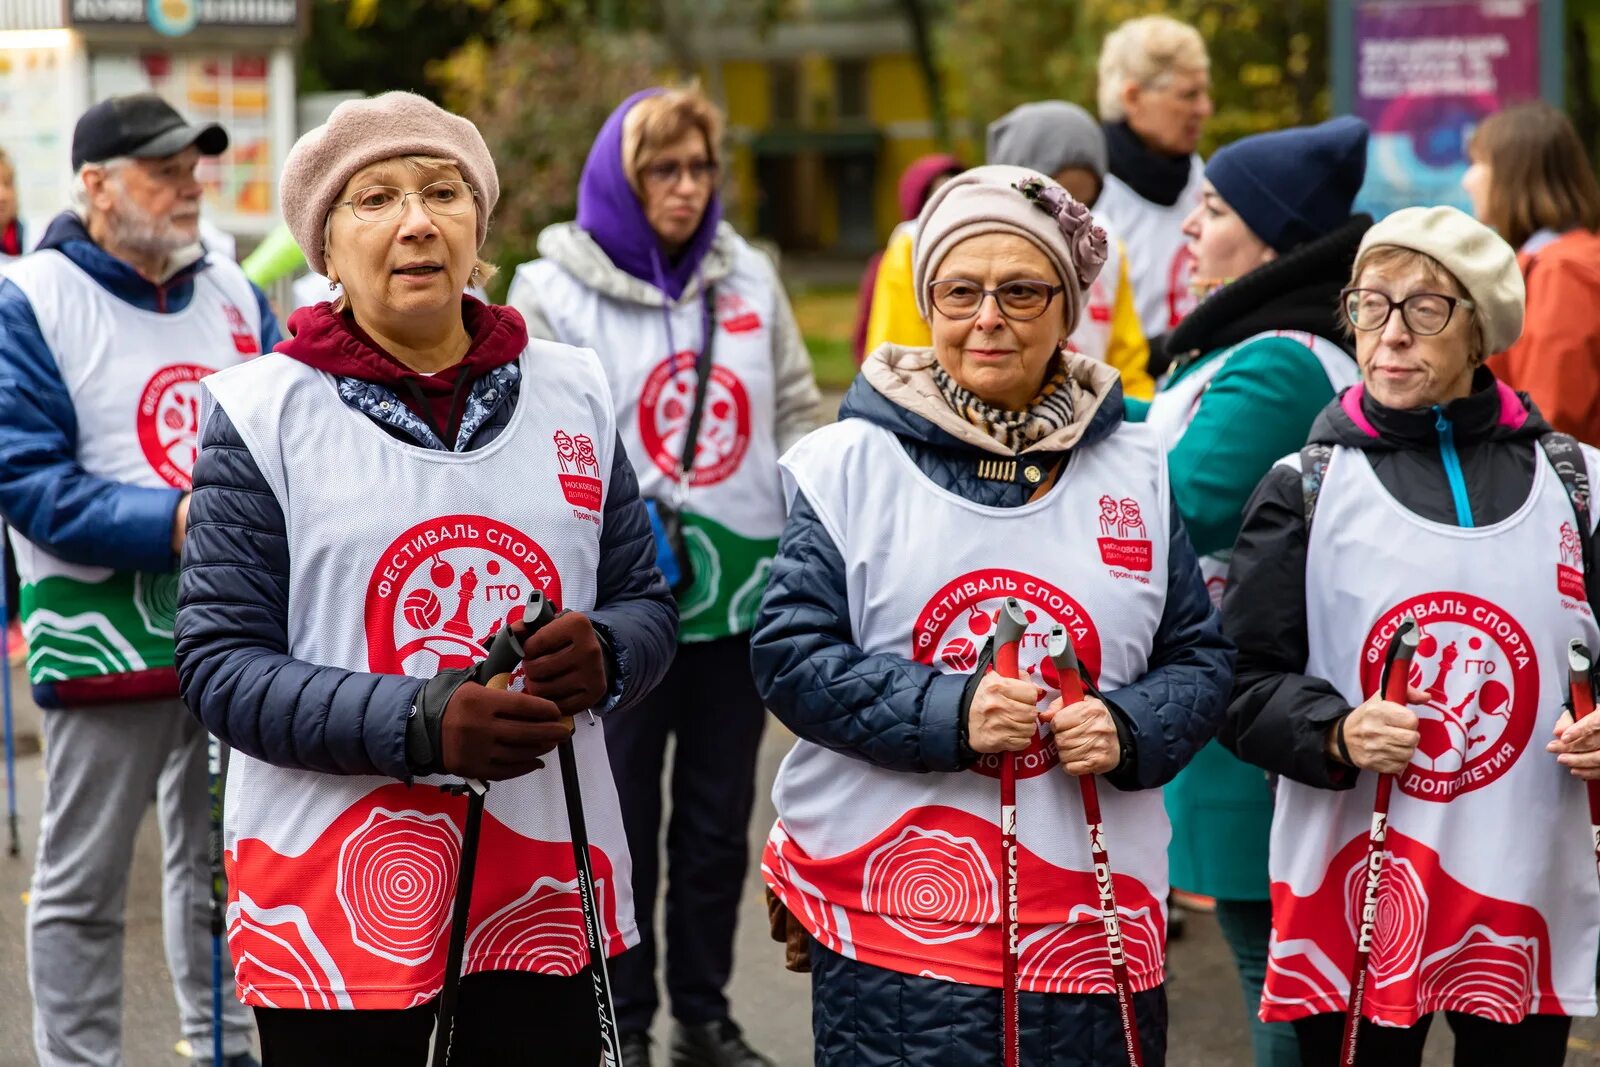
<box><xmin>407</xmin><ymin>666</ymin><xmax>571</xmax><ymax>780</ymax></box>
<box><xmin>514</xmin><ymin>611</ymin><xmax>611</xmax><ymax>716</ymax></box>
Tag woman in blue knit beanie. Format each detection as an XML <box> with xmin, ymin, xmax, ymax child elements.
<box><xmin>1141</xmin><ymin>113</ymin><xmax>1372</xmax><ymax>1067</ymax></box>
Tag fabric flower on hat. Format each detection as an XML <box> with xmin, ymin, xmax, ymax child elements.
<box><xmin>1012</xmin><ymin>177</ymin><xmax>1108</xmax><ymax>290</ymax></box>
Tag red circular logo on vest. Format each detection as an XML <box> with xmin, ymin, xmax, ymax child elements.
<box><xmin>912</xmin><ymin>568</ymin><xmax>1102</xmax><ymax>781</ymax></box>
<box><xmin>136</xmin><ymin>363</ymin><xmax>212</xmax><ymax>489</ymax></box>
<box><xmin>638</xmin><ymin>351</ymin><xmax>751</xmax><ymax>487</ymax></box>
<box><xmin>1359</xmin><ymin>593</ymin><xmax>1539</xmax><ymax>801</ymax></box>
<box><xmin>365</xmin><ymin>515</ymin><xmax>563</xmax><ymax>675</ymax></box>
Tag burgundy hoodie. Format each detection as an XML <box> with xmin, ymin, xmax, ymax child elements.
<box><xmin>278</xmin><ymin>297</ymin><xmax>528</xmax><ymax>447</ymax></box>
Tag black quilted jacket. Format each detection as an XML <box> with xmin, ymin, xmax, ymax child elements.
<box><xmin>172</xmin><ymin>367</ymin><xmax>677</xmax><ymax>781</ymax></box>
<box><xmin>750</xmin><ymin>368</ymin><xmax>1235</xmax><ymax>789</ymax></box>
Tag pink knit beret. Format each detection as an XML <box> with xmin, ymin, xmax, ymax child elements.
<box><xmin>280</xmin><ymin>91</ymin><xmax>499</xmax><ymax>274</ymax></box>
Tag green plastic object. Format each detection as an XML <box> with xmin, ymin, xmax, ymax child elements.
<box><xmin>240</xmin><ymin>223</ymin><xmax>306</xmax><ymax>287</ymax></box>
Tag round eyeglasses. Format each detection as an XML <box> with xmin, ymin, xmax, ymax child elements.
<box><xmin>1341</xmin><ymin>288</ymin><xmax>1475</xmax><ymax>337</ymax></box>
<box><xmin>927</xmin><ymin>279</ymin><xmax>1065</xmax><ymax>322</ymax></box>
<box><xmin>336</xmin><ymin>180</ymin><xmax>475</xmax><ymax>223</ymax></box>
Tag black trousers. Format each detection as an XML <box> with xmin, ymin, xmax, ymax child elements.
<box><xmin>1293</xmin><ymin>1009</ymin><xmax>1571</xmax><ymax>1067</ymax></box>
<box><xmin>254</xmin><ymin>968</ymin><xmax>601</xmax><ymax>1066</ymax></box>
<box><xmin>604</xmin><ymin>634</ymin><xmax>768</xmax><ymax>1034</ymax></box>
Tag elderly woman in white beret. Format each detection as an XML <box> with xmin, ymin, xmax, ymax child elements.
<box><xmin>1224</xmin><ymin>205</ymin><xmax>1600</xmax><ymax>1066</ymax></box>
<box><xmin>172</xmin><ymin>91</ymin><xmax>677</xmax><ymax>1066</ymax></box>
<box><xmin>751</xmin><ymin>164</ymin><xmax>1233</xmax><ymax>1066</ymax></box>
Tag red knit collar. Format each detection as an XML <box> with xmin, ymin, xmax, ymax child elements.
<box><xmin>278</xmin><ymin>297</ymin><xmax>528</xmax><ymax>394</ymax></box>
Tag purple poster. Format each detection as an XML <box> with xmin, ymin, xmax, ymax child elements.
<box><xmin>1353</xmin><ymin>0</ymin><xmax>1544</xmax><ymax>217</ymax></box>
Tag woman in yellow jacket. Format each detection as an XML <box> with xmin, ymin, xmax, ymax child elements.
<box><xmin>865</xmin><ymin>102</ymin><xmax>1154</xmax><ymax>401</ymax></box>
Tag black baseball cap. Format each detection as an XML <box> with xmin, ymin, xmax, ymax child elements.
<box><xmin>71</xmin><ymin>93</ymin><xmax>229</xmax><ymax>171</ymax></box>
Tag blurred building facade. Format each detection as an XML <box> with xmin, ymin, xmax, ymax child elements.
<box><xmin>697</xmin><ymin>0</ymin><xmax>969</xmax><ymax>256</ymax></box>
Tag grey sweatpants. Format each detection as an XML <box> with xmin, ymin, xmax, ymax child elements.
<box><xmin>26</xmin><ymin>699</ymin><xmax>254</xmax><ymax>1066</ymax></box>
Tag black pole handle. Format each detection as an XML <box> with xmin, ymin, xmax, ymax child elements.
<box><xmin>474</xmin><ymin>590</ymin><xmax>558</xmax><ymax>685</ymax></box>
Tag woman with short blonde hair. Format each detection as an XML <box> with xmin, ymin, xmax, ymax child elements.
<box><xmin>509</xmin><ymin>85</ymin><xmax>819</xmax><ymax>1067</ymax></box>
<box><xmin>1225</xmin><ymin>206</ymin><xmax>1599</xmax><ymax>1067</ymax></box>
<box><xmin>1095</xmin><ymin>15</ymin><xmax>1213</xmax><ymax>341</ymax></box>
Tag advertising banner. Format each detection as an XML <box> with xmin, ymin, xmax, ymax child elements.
<box><xmin>1350</xmin><ymin>0</ymin><xmax>1549</xmax><ymax>217</ymax></box>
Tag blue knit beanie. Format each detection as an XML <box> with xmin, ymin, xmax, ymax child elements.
<box><xmin>1205</xmin><ymin>116</ymin><xmax>1369</xmax><ymax>254</ymax></box>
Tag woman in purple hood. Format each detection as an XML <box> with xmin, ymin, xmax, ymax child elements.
<box><xmin>507</xmin><ymin>86</ymin><xmax>820</xmax><ymax>1067</ymax></box>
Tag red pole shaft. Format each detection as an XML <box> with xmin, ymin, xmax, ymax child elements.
<box><xmin>1057</xmin><ymin>661</ymin><xmax>1145</xmax><ymax>1067</ymax></box>
<box><xmin>1340</xmin><ymin>623</ymin><xmax>1417</xmax><ymax>1066</ymax></box>
<box><xmin>994</xmin><ymin>634</ymin><xmax>1021</xmax><ymax>1067</ymax></box>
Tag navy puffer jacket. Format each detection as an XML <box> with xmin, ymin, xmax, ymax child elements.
<box><xmin>173</xmin><ymin>319</ymin><xmax>677</xmax><ymax>781</ymax></box>
<box><xmin>752</xmin><ymin>351</ymin><xmax>1234</xmax><ymax>788</ymax></box>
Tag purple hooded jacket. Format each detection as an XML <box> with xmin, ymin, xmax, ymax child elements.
<box><xmin>575</xmin><ymin>88</ymin><xmax>724</xmax><ymax>302</ymax></box>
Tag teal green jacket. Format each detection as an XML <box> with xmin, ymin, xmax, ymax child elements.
<box><xmin>1147</xmin><ymin>336</ymin><xmax>1350</xmax><ymax>900</ymax></box>
<box><xmin>1131</xmin><ymin>215</ymin><xmax>1371</xmax><ymax>899</ymax></box>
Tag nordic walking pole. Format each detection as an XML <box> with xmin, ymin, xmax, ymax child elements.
<box><xmin>539</xmin><ymin>593</ymin><xmax>623</xmax><ymax>1067</ymax></box>
<box><xmin>1339</xmin><ymin>616</ymin><xmax>1420</xmax><ymax>1067</ymax></box>
<box><xmin>1047</xmin><ymin>625</ymin><xmax>1144</xmax><ymax>1067</ymax></box>
<box><xmin>1</xmin><ymin>522</ymin><xmax>18</xmax><ymax>857</ymax></box>
<box><xmin>207</xmin><ymin>733</ymin><xmax>225</xmax><ymax>1066</ymax></box>
<box><xmin>431</xmin><ymin>594</ymin><xmax>544</xmax><ymax>1067</ymax></box>
<box><xmin>992</xmin><ymin>597</ymin><xmax>1030</xmax><ymax>1067</ymax></box>
<box><xmin>1566</xmin><ymin>640</ymin><xmax>1600</xmax><ymax>884</ymax></box>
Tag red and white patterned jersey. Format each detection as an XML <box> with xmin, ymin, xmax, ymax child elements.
<box><xmin>765</xmin><ymin>416</ymin><xmax>1173</xmax><ymax>993</ymax></box>
<box><xmin>203</xmin><ymin>341</ymin><xmax>634</xmax><ymax>1010</ymax></box>
<box><xmin>1264</xmin><ymin>441</ymin><xmax>1600</xmax><ymax>1026</ymax></box>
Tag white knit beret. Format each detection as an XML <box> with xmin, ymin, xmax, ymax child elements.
<box><xmin>1356</xmin><ymin>206</ymin><xmax>1525</xmax><ymax>355</ymax></box>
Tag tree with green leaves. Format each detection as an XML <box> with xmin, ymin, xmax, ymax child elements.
<box><xmin>938</xmin><ymin>0</ymin><xmax>1329</xmax><ymax>156</ymax></box>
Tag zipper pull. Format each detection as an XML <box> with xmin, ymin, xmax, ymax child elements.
<box><xmin>1433</xmin><ymin>405</ymin><xmax>1450</xmax><ymax>434</ymax></box>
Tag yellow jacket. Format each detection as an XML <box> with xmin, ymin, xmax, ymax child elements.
<box><xmin>863</xmin><ymin>225</ymin><xmax>1155</xmax><ymax>401</ymax></box>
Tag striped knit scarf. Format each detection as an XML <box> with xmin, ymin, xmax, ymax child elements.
<box><xmin>931</xmin><ymin>357</ymin><xmax>1075</xmax><ymax>451</ymax></box>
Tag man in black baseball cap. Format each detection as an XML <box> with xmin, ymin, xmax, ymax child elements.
<box><xmin>0</xmin><ymin>89</ymin><xmax>271</xmax><ymax>1067</ymax></box>
<box><xmin>71</xmin><ymin>92</ymin><xmax>229</xmax><ymax>171</ymax></box>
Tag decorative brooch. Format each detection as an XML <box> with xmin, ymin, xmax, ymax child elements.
<box><xmin>1013</xmin><ymin>177</ymin><xmax>1109</xmax><ymax>290</ymax></box>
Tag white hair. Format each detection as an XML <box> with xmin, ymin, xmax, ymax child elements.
<box><xmin>1097</xmin><ymin>16</ymin><xmax>1210</xmax><ymax>122</ymax></box>
<box><xmin>71</xmin><ymin>157</ymin><xmax>130</xmax><ymax>213</ymax></box>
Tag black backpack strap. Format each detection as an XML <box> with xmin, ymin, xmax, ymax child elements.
<box><xmin>674</xmin><ymin>285</ymin><xmax>718</xmax><ymax>488</ymax></box>
<box><xmin>1299</xmin><ymin>443</ymin><xmax>1335</xmax><ymax>531</ymax></box>
<box><xmin>1540</xmin><ymin>431</ymin><xmax>1599</xmax><ymax>617</ymax></box>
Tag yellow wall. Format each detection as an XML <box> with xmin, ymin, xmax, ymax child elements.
<box><xmin>868</xmin><ymin>53</ymin><xmax>929</xmax><ymax>125</ymax></box>
<box><xmin>719</xmin><ymin>59</ymin><xmax>769</xmax><ymax>236</ymax></box>
<box><xmin>722</xmin><ymin>60</ymin><xmax>770</xmax><ymax>128</ymax></box>
<box><xmin>713</xmin><ymin>48</ymin><xmax>982</xmax><ymax>251</ymax></box>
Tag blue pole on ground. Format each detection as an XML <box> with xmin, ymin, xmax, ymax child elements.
<box><xmin>1</xmin><ymin>522</ymin><xmax>19</xmax><ymax>857</ymax></box>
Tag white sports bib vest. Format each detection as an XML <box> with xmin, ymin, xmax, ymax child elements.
<box><xmin>203</xmin><ymin>341</ymin><xmax>635</xmax><ymax>1010</ymax></box>
<box><xmin>1096</xmin><ymin>162</ymin><xmax>1204</xmax><ymax>338</ymax></box>
<box><xmin>765</xmin><ymin>417</ymin><xmax>1173</xmax><ymax>993</ymax></box>
<box><xmin>1066</xmin><ymin>229</ymin><xmax>1125</xmax><ymax>366</ymax></box>
<box><xmin>1263</xmin><ymin>444</ymin><xmax>1600</xmax><ymax>1026</ymax></box>
<box><xmin>514</xmin><ymin>237</ymin><xmax>785</xmax><ymax>641</ymax></box>
<box><xmin>1145</xmin><ymin>331</ymin><xmax>1358</xmax><ymax>605</ymax></box>
<box><xmin>5</xmin><ymin>250</ymin><xmax>260</xmax><ymax>701</ymax></box>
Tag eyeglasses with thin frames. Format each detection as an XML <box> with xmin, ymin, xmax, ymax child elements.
<box><xmin>640</xmin><ymin>160</ymin><xmax>719</xmax><ymax>189</ymax></box>
<box><xmin>336</xmin><ymin>180</ymin><xmax>476</xmax><ymax>223</ymax></box>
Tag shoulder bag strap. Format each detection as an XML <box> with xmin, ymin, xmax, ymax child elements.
<box><xmin>673</xmin><ymin>285</ymin><xmax>718</xmax><ymax>496</ymax></box>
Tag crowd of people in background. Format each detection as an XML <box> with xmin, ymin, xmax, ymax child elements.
<box><xmin>3</xmin><ymin>10</ymin><xmax>1600</xmax><ymax>1067</ymax></box>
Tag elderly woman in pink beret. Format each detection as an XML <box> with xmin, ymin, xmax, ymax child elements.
<box><xmin>172</xmin><ymin>91</ymin><xmax>678</xmax><ymax>1066</ymax></box>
